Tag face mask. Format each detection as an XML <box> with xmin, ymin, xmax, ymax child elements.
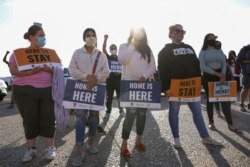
<box><xmin>85</xmin><ymin>37</ymin><xmax>97</xmax><ymax>47</ymax></box>
<box><xmin>37</xmin><ymin>36</ymin><xmax>46</xmax><ymax>47</ymax></box>
<box><xmin>207</xmin><ymin>39</ymin><xmax>216</xmax><ymax>47</ymax></box>
<box><xmin>110</xmin><ymin>50</ymin><xmax>117</xmax><ymax>55</ymax></box>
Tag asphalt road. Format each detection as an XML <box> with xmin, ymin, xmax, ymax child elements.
<box><xmin>0</xmin><ymin>91</ymin><xmax>249</xmax><ymax>167</ymax></box>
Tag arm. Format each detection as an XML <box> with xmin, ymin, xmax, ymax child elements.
<box><xmin>96</xmin><ymin>53</ymin><xmax>110</xmax><ymax>82</ymax></box>
<box><xmin>198</xmin><ymin>51</ymin><xmax>215</xmax><ymax>75</ymax></box>
<box><xmin>3</xmin><ymin>51</ymin><xmax>10</xmax><ymax>65</ymax></box>
<box><xmin>102</xmin><ymin>35</ymin><xmax>109</xmax><ymax>56</ymax></box>
<box><xmin>158</xmin><ymin>48</ymin><xmax>171</xmax><ymax>92</ymax></box>
<box><xmin>142</xmin><ymin>53</ymin><xmax>156</xmax><ymax>79</ymax></box>
<box><xmin>9</xmin><ymin>61</ymin><xmax>43</xmax><ymax>77</ymax></box>
<box><xmin>68</xmin><ymin>51</ymin><xmax>88</xmax><ymax>80</ymax></box>
<box><xmin>118</xmin><ymin>43</ymin><xmax>134</xmax><ymax>65</ymax></box>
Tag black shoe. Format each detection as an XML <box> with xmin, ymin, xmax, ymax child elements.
<box><xmin>248</xmin><ymin>104</ymin><xmax>250</xmax><ymax>110</ymax></box>
<box><xmin>239</xmin><ymin>104</ymin><xmax>247</xmax><ymax>112</ymax></box>
<box><xmin>97</xmin><ymin>126</ymin><xmax>106</xmax><ymax>135</ymax></box>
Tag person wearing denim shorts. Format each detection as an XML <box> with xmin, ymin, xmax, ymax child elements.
<box><xmin>236</xmin><ymin>44</ymin><xmax>250</xmax><ymax>112</ymax></box>
<box><xmin>158</xmin><ymin>24</ymin><xmax>221</xmax><ymax>148</ymax></box>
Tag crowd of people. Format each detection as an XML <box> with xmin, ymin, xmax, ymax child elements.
<box><xmin>2</xmin><ymin>23</ymin><xmax>250</xmax><ymax>166</ymax></box>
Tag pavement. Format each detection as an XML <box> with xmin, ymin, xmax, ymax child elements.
<box><xmin>0</xmin><ymin>91</ymin><xmax>249</xmax><ymax>167</ymax></box>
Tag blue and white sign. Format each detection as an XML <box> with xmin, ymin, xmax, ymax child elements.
<box><xmin>120</xmin><ymin>80</ymin><xmax>161</xmax><ymax>109</ymax></box>
<box><xmin>63</xmin><ymin>79</ymin><xmax>106</xmax><ymax>110</ymax></box>
<box><xmin>214</xmin><ymin>82</ymin><xmax>230</xmax><ymax>96</ymax></box>
<box><xmin>108</xmin><ymin>61</ymin><xmax>122</xmax><ymax>73</ymax></box>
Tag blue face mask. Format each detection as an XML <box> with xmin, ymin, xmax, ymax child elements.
<box><xmin>37</xmin><ymin>36</ymin><xmax>46</xmax><ymax>47</ymax></box>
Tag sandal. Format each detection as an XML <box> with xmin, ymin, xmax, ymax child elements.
<box><xmin>121</xmin><ymin>148</ymin><xmax>131</xmax><ymax>157</ymax></box>
<box><xmin>135</xmin><ymin>143</ymin><xmax>146</xmax><ymax>151</ymax></box>
<box><xmin>228</xmin><ymin>126</ymin><xmax>242</xmax><ymax>134</ymax></box>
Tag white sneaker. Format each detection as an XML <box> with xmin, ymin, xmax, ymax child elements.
<box><xmin>45</xmin><ymin>146</ymin><xmax>56</xmax><ymax>160</ymax></box>
<box><xmin>22</xmin><ymin>148</ymin><xmax>37</xmax><ymax>162</ymax></box>
<box><xmin>71</xmin><ymin>153</ymin><xmax>85</xmax><ymax>167</ymax></box>
<box><xmin>173</xmin><ymin>138</ymin><xmax>182</xmax><ymax>148</ymax></box>
<box><xmin>86</xmin><ymin>144</ymin><xmax>98</xmax><ymax>154</ymax></box>
<box><xmin>202</xmin><ymin>137</ymin><xmax>222</xmax><ymax>146</ymax></box>
<box><xmin>104</xmin><ymin>113</ymin><xmax>110</xmax><ymax>119</ymax></box>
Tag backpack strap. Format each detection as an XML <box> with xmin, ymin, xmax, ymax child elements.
<box><xmin>92</xmin><ymin>51</ymin><xmax>101</xmax><ymax>74</ymax></box>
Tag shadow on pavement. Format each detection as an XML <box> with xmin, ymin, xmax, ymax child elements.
<box><xmin>204</xmin><ymin>144</ymin><xmax>229</xmax><ymax>167</ymax></box>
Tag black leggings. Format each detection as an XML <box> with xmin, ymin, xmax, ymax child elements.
<box><xmin>202</xmin><ymin>73</ymin><xmax>233</xmax><ymax>125</ymax></box>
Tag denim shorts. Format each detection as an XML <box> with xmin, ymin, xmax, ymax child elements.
<box><xmin>242</xmin><ymin>74</ymin><xmax>250</xmax><ymax>89</ymax></box>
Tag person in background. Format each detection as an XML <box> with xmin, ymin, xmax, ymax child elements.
<box><xmin>158</xmin><ymin>24</ymin><xmax>222</xmax><ymax>149</ymax></box>
<box><xmin>236</xmin><ymin>44</ymin><xmax>250</xmax><ymax>112</ymax></box>
<box><xmin>228</xmin><ymin>50</ymin><xmax>241</xmax><ymax>91</ymax></box>
<box><xmin>199</xmin><ymin>33</ymin><xmax>241</xmax><ymax>133</ymax></box>
<box><xmin>8</xmin><ymin>24</ymin><xmax>57</xmax><ymax>162</ymax></box>
<box><xmin>102</xmin><ymin>34</ymin><xmax>125</xmax><ymax>119</ymax></box>
<box><xmin>118</xmin><ymin>27</ymin><xmax>156</xmax><ymax>157</ymax></box>
<box><xmin>68</xmin><ymin>28</ymin><xmax>110</xmax><ymax>166</ymax></box>
<box><xmin>2</xmin><ymin>51</ymin><xmax>15</xmax><ymax>109</ymax></box>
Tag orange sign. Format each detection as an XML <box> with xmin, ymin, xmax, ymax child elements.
<box><xmin>169</xmin><ymin>77</ymin><xmax>201</xmax><ymax>102</ymax></box>
<box><xmin>208</xmin><ymin>81</ymin><xmax>237</xmax><ymax>102</ymax></box>
<box><xmin>14</xmin><ymin>48</ymin><xmax>62</xmax><ymax>71</ymax></box>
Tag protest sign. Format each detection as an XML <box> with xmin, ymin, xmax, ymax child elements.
<box><xmin>208</xmin><ymin>81</ymin><xmax>237</xmax><ymax>102</ymax></box>
<box><xmin>169</xmin><ymin>77</ymin><xmax>201</xmax><ymax>102</ymax></box>
<box><xmin>120</xmin><ymin>80</ymin><xmax>161</xmax><ymax>109</ymax></box>
<box><xmin>14</xmin><ymin>48</ymin><xmax>62</xmax><ymax>71</ymax></box>
<box><xmin>63</xmin><ymin>79</ymin><xmax>106</xmax><ymax>110</ymax></box>
<box><xmin>108</xmin><ymin>60</ymin><xmax>122</xmax><ymax>73</ymax></box>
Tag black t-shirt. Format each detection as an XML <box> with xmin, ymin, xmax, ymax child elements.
<box><xmin>158</xmin><ymin>43</ymin><xmax>201</xmax><ymax>91</ymax></box>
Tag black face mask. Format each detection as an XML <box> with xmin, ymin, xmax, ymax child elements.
<box><xmin>207</xmin><ymin>39</ymin><xmax>216</xmax><ymax>47</ymax></box>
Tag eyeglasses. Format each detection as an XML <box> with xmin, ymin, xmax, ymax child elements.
<box><xmin>172</xmin><ymin>29</ymin><xmax>186</xmax><ymax>35</ymax></box>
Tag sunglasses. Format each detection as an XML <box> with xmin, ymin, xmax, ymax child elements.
<box><xmin>172</xmin><ymin>29</ymin><xmax>186</xmax><ymax>35</ymax></box>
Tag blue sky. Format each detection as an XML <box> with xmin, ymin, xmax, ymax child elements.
<box><xmin>0</xmin><ymin>0</ymin><xmax>250</xmax><ymax>77</ymax></box>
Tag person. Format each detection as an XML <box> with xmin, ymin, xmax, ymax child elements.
<box><xmin>118</xmin><ymin>27</ymin><xmax>156</xmax><ymax>157</ymax></box>
<box><xmin>228</xmin><ymin>50</ymin><xmax>241</xmax><ymax>91</ymax></box>
<box><xmin>158</xmin><ymin>24</ymin><xmax>222</xmax><ymax>149</ymax></box>
<box><xmin>8</xmin><ymin>24</ymin><xmax>57</xmax><ymax>162</ymax></box>
<box><xmin>2</xmin><ymin>51</ymin><xmax>15</xmax><ymax>109</ymax></box>
<box><xmin>102</xmin><ymin>34</ymin><xmax>125</xmax><ymax>119</ymax></box>
<box><xmin>236</xmin><ymin>44</ymin><xmax>250</xmax><ymax>112</ymax></box>
<box><xmin>68</xmin><ymin>28</ymin><xmax>110</xmax><ymax>166</ymax></box>
<box><xmin>199</xmin><ymin>33</ymin><xmax>241</xmax><ymax>133</ymax></box>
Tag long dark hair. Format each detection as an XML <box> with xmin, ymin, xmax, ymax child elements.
<box><xmin>23</xmin><ymin>25</ymin><xmax>43</xmax><ymax>40</ymax></box>
<box><xmin>127</xmin><ymin>28</ymin><xmax>152</xmax><ymax>63</ymax></box>
<box><xmin>201</xmin><ymin>33</ymin><xmax>216</xmax><ymax>51</ymax></box>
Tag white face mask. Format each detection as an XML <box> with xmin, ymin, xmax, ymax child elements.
<box><xmin>85</xmin><ymin>37</ymin><xmax>97</xmax><ymax>47</ymax></box>
<box><xmin>110</xmin><ymin>50</ymin><xmax>117</xmax><ymax>55</ymax></box>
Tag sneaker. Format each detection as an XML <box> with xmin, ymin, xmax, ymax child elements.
<box><xmin>173</xmin><ymin>138</ymin><xmax>182</xmax><ymax>148</ymax></box>
<box><xmin>71</xmin><ymin>153</ymin><xmax>84</xmax><ymax>167</ymax></box>
<box><xmin>104</xmin><ymin>113</ymin><xmax>110</xmax><ymax>119</ymax></box>
<box><xmin>208</xmin><ymin>123</ymin><xmax>216</xmax><ymax>130</ymax></box>
<box><xmin>97</xmin><ymin>126</ymin><xmax>106</xmax><ymax>135</ymax></box>
<box><xmin>248</xmin><ymin>104</ymin><xmax>250</xmax><ymax>110</ymax></box>
<box><xmin>22</xmin><ymin>148</ymin><xmax>37</xmax><ymax>163</ymax></box>
<box><xmin>239</xmin><ymin>104</ymin><xmax>247</xmax><ymax>112</ymax></box>
<box><xmin>202</xmin><ymin>137</ymin><xmax>222</xmax><ymax>146</ymax></box>
<box><xmin>86</xmin><ymin>144</ymin><xmax>98</xmax><ymax>154</ymax></box>
<box><xmin>45</xmin><ymin>146</ymin><xmax>56</xmax><ymax>160</ymax></box>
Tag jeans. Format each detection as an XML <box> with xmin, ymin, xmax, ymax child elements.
<box><xmin>75</xmin><ymin>109</ymin><xmax>99</xmax><ymax>145</ymax></box>
<box><xmin>168</xmin><ymin>101</ymin><xmax>209</xmax><ymax>138</ymax></box>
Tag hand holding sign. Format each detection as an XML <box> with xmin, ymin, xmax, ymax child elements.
<box><xmin>31</xmin><ymin>66</ymin><xmax>43</xmax><ymax>74</ymax></box>
<box><xmin>139</xmin><ymin>76</ymin><xmax>146</xmax><ymax>83</ymax></box>
<box><xmin>42</xmin><ymin>64</ymin><xmax>53</xmax><ymax>74</ymax></box>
